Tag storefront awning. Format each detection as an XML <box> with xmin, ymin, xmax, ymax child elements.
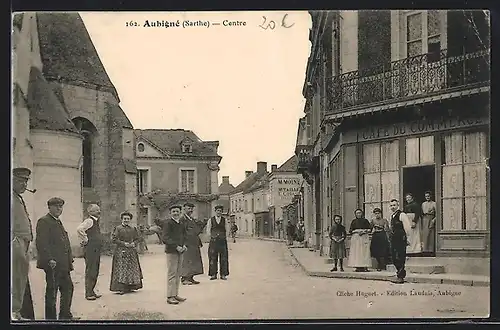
<box><xmin>325</xmin><ymin>86</ymin><xmax>490</xmax><ymax>121</ymax></box>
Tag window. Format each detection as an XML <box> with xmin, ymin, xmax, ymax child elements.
<box><xmin>182</xmin><ymin>144</ymin><xmax>192</xmax><ymax>153</ymax></box>
<box><xmin>137</xmin><ymin>169</ymin><xmax>149</xmax><ymax>194</ymax></box>
<box><xmin>406</xmin><ymin>10</ymin><xmax>442</xmax><ymax>58</ymax></box>
<box><xmin>180</xmin><ymin>169</ymin><xmax>196</xmax><ymax>193</ymax></box>
<box><xmin>245</xmin><ymin>199</ymin><xmax>248</xmax><ymax>213</ymax></box>
<box><xmin>405</xmin><ymin>135</ymin><xmax>435</xmax><ymax>165</ymax></box>
<box><xmin>137</xmin><ymin>143</ymin><xmax>145</xmax><ymax>152</ymax></box>
<box><xmin>441</xmin><ymin>131</ymin><xmax>488</xmax><ymax>231</ymax></box>
<box><xmin>363</xmin><ymin>140</ymin><xmax>400</xmax><ymax>218</ymax></box>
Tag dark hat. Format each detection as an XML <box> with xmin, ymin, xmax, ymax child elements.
<box><xmin>373</xmin><ymin>208</ymin><xmax>382</xmax><ymax>213</ymax></box>
<box><xmin>183</xmin><ymin>202</ymin><xmax>195</xmax><ymax>208</ymax></box>
<box><xmin>47</xmin><ymin>197</ymin><xmax>65</xmax><ymax>207</ymax></box>
<box><xmin>13</xmin><ymin>167</ymin><xmax>31</xmax><ymax>180</ymax></box>
<box><xmin>214</xmin><ymin>205</ymin><xmax>224</xmax><ymax>211</ymax></box>
<box><xmin>120</xmin><ymin>210</ymin><xmax>133</xmax><ymax>219</ymax></box>
<box><xmin>169</xmin><ymin>205</ymin><xmax>182</xmax><ymax>211</ymax></box>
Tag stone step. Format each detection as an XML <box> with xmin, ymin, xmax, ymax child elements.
<box><xmin>387</xmin><ymin>264</ymin><xmax>446</xmax><ymax>274</ymax></box>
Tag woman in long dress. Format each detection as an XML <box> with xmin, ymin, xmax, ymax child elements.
<box><xmin>404</xmin><ymin>193</ymin><xmax>423</xmax><ymax>255</ymax></box>
<box><xmin>421</xmin><ymin>191</ymin><xmax>437</xmax><ymax>255</ymax></box>
<box><xmin>329</xmin><ymin>215</ymin><xmax>347</xmax><ymax>272</ymax></box>
<box><xmin>110</xmin><ymin>211</ymin><xmax>144</xmax><ymax>295</ymax></box>
<box><xmin>369</xmin><ymin>208</ymin><xmax>391</xmax><ymax>271</ymax></box>
<box><xmin>348</xmin><ymin>209</ymin><xmax>372</xmax><ymax>272</ymax></box>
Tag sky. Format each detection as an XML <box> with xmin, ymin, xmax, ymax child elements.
<box><xmin>80</xmin><ymin>11</ymin><xmax>312</xmax><ymax>185</ymax></box>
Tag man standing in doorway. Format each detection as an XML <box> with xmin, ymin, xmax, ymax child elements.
<box><xmin>388</xmin><ymin>199</ymin><xmax>411</xmax><ymax>284</ymax></box>
<box><xmin>163</xmin><ymin>205</ymin><xmax>187</xmax><ymax>305</ymax></box>
<box><xmin>76</xmin><ymin>204</ymin><xmax>102</xmax><ymax>301</ymax></box>
<box><xmin>36</xmin><ymin>197</ymin><xmax>79</xmax><ymax>320</ymax></box>
<box><xmin>11</xmin><ymin>167</ymin><xmax>35</xmax><ymax>321</ymax></box>
<box><xmin>207</xmin><ymin>205</ymin><xmax>229</xmax><ymax>280</ymax></box>
<box><xmin>180</xmin><ymin>203</ymin><xmax>207</xmax><ymax>285</ymax></box>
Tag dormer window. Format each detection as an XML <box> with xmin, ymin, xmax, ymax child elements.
<box><xmin>137</xmin><ymin>143</ymin><xmax>145</xmax><ymax>152</ymax></box>
<box><xmin>182</xmin><ymin>144</ymin><xmax>192</xmax><ymax>153</ymax></box>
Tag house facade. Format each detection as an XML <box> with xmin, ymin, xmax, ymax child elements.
<box><xmin>295</xmin><ymin>10</ymin><xmax>490</xmax><ymax>275</ymax></box>
<box><xmin>268</xmin><ymin>156</ymin><xmax>303</xmax><ymax>238</ymax></box>
<box><xmin>229</xmin><ymin>163</ymin><xmax>268</xmax><ymax>237</ymax></box>
<box><xmin>135</xmin><ymin>129</ymin><xmax>222</xmax><ymax>238</ymax></box>
<box><xmin>12</xmin><ymin>13</ymin><xmax>136</xmax><ymax>256</ymax></box>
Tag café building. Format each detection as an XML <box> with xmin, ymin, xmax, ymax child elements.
<box><xmin>323</xmin><ymin>93</ymin><xmax>489</xmax><ymax>274</ymax></box>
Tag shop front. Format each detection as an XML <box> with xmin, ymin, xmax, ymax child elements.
<box><xmin>325</xmin><ymin>98</ymin><xmax>489</xmax><ymax>271</ymax></box>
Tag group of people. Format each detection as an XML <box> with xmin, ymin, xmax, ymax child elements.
<box><xmin>328</xmin><ymin>192</ymin><xmax>436</xmax><ymax>284</ymax></box>
<box><xmin>11</xmin><ymin>166</ymin><xmax>233</xmax><ymax>320</ymax></box>
<box><xmin>285</xmin><ymin>220</ymin><xmax>305</xmax><ymax>246</ymax></box>
<box><xmin>160</xmin><ymin>204</ymin><xmax>230</xmax><ymax>305</ymax></box>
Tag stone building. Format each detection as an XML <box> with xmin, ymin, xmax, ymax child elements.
<box><xmin>135</xmin><ymin>129</ymin><xmax>221</xmax><ymax>240</ymax></box>
<box><xmin>12</xmin><ymin>13</ymin><xmax>137</xmax><ymax>255</ymax></box>
<box><xmin>229</xmin><ymin>162</ymin><xmax>268</xmax><ymax>237</ymax></box>
<box><xmin>295</xmin><ymin>10</ymin><xmax>490</xmax><ymax>275</ymax></box>
<box><xmin>268</xmin><ymin>156</ymin><xmax>302</xmax><ymax>238</ymax></box>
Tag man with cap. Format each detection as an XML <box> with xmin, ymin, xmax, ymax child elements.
<box><xmin>36</xmin><ymin>197</ymin><xmax>79</xmax><ymax>320</ymax></box>
<box><xmin>11</xmin><ymin>167</ymin><xmax>35</xmax><ymax>320</ymax></box>
<box><xmin>77</xmin><ymin>204</ymin><xmax>103</xmax><ymax>300</ymax></box>
<box><xmin>207</xmin><ymin>205</ymin><xmax>229</xmax><ymax>280</ymax></box>
<box><xmin>162</xmin><ymin>205</ymin><xmax>188</xmax><ymax>305</ymax></box>
<box><xmin>180</xmin><ymin>203</ymin><xmax>208</xmax><ymax>285</ymax></box>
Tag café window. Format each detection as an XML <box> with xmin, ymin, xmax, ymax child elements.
<box><xmin>441</xmin><ymin>131</ymin><xmax>488</xmax><ymax>231</ymax></box>
<box><xmin>405</xmin><ymin>135</ymin><xmax>435</xmax><ymax>165</ymax></box>
<box><xmin>363</xmin><ymin>140</ymin><xmax>400</xmax><ymax>218</ymax></box>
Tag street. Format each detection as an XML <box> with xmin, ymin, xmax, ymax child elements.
<box><xmin>28</xmin><ymin>239</ymin><xmax>489</xmax><ymax>320</ymax></box>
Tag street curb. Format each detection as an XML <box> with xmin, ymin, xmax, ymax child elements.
<box><xmin>287</xmin><ymin>247</ymin><xmax>490</xmax><ymax>288</ymax></box>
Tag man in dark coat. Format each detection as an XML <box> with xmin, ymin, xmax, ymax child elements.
<box><xmin>162</xmin><ymin>205</ymin><xmax>188</xmax><ymax>305</ymax></box>
<box><xmin>207</xmin><ymin>205</ymin><xmax>229</xmax><ymax>280</ymax></box>
<box><xmin>76</xmin><ymin>204</ymin><xmax>103</xmax><ymax>300</ymax></box>
<box><xmin>11</xmin><ymin>167</ymin><xmax>35</xmax><ymax>321</ymax></box>
<box><xmin>180</xmin><ymin>203</ymin><xmax>208</xmax><ymax>285</ymax></box>
<box><xmin>36</xmin><ymin>197</ymin><xmax>79</xmax><ymax>320</ymax></box>
<box><xmin>286</xmin><ymin>221</ymin><xmax>295</xmax><ymax>245</ymax></box>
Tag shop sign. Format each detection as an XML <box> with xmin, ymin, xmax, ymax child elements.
<box><xmin>357</xmin><ymin>115</ymin><xmax>489</xmax><ymax>142</ymax></box>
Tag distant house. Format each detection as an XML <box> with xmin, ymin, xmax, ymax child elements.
<box><xmin>229</xmin><ymin>162</ymin><xmax>268</xmax><ymax>237</ymax></box>
<box><xmin>134</xmin><ymin>129</ymin><xmax>222</xmax><ymax>230</ymax></box>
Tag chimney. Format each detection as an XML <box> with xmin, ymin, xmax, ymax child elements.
<box><xmin>222</xmin><ymin>176</ymin><xmax>230</xmax><ymax>183</ymax></box>
<box><xmin>257</xmin><ymin>161</ymin><xmax>267</xmax><ymax>173</ymax></box>
<box><xmin>245</xmin><ymin>171</ymin><xmax>253</xmax><ymax>178</ymax></box>
<box><xmin>271</xmin><ymin>164</ymin><xmax>278</xmax><ymax>172</ymax></box>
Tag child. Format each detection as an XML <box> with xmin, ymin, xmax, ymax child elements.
<box><xmin>329</xmin><ymin>215</ymin><xmax>347</xmax><ymax>272</ymax></box>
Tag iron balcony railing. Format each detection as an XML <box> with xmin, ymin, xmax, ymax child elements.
<box><xmin>327</xmin><ymin>49</ymin><xmax>490</xmax><ymax>112</ymax></box>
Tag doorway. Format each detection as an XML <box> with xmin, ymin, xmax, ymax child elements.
<box><xmin>402</xmin><ymin>165</ymin><xmax>436</xmax><ymax>256</ymax></box>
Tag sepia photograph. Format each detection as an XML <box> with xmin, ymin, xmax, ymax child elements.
<box><xmin>11</xmin><ymin>10</ymin><xmax>490</xmax><ymax>322</ymax></box>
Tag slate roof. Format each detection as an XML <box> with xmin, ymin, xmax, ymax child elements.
<box><xmin>276</xmin><ymin>155</ymin><xmax>298</xmax><ymax>172</ymax></box>
<box><xmin>36</xmin><ymin>13</ymin><xmax>118</xmax><ymax>99</ymax></box>
<box><xmin>232</xmin><ymin>171</ymin><xmax>268</xmax><ymax>194</ymax></box>
<box><xmin>218</xmin><ymin>181</ymin><xmax>235</xmax><ymax>195</ymax></box>
<box><xmin>245</xmin><ymin>173</ymin><xmax>270</xmax><ymax>193</ymax></box>
<box><xmin>27</xmin><ymin>66</ymin><xmax>79</xmax><ymax>134</ymax></box>
<box><xmin>106</xmin><ymin>102</ymin><xmax>134</xmax><ymax>129</ymax></box>
<box><xmin>134</xmin><ymin>129</ymin><xmax>220</xmax><ymax>157</ymax></box>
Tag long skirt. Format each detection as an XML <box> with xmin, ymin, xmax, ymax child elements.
<box><xmin>110</xmin><ymin>248</ymin><xmax>143</xmax><ymax>292</ymax></box>
<box><xmin>421</xmin><ymin>215</ymin><xmax>436</xmax><ymax>253</ymax></box>
<box><xmin>370</xmin><ymin>231</ymin><xmax>391</xmax><ymax>259</ymax></box>
<box><xmin>406</xmin><ymin>214</ymin><xmax>423</xmax><ymax>254</ymax></box>
<box><xmin>348</xmin><ymin>233</ymin><xmax>371</xmax><ymax>268</ymax></box>
<box><xmin>180</xmin><ymin>242</ymin><xmax>204</xmax><ymax>278</ymax></box>
<box><xmin>329</xmin><ymin>240</ymin><xmax>346</xmax><ymax>259</ymax></box>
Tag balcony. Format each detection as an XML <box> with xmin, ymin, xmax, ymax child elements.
<box><xmin>295</xmin><ymin>145</ymin><xmax>313</xmax><ymax>171</ymax></box>
<box><xmin>328</xmin><ymin>49</ymin><xmax>490</xmax><ymax>113</ymax></box>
